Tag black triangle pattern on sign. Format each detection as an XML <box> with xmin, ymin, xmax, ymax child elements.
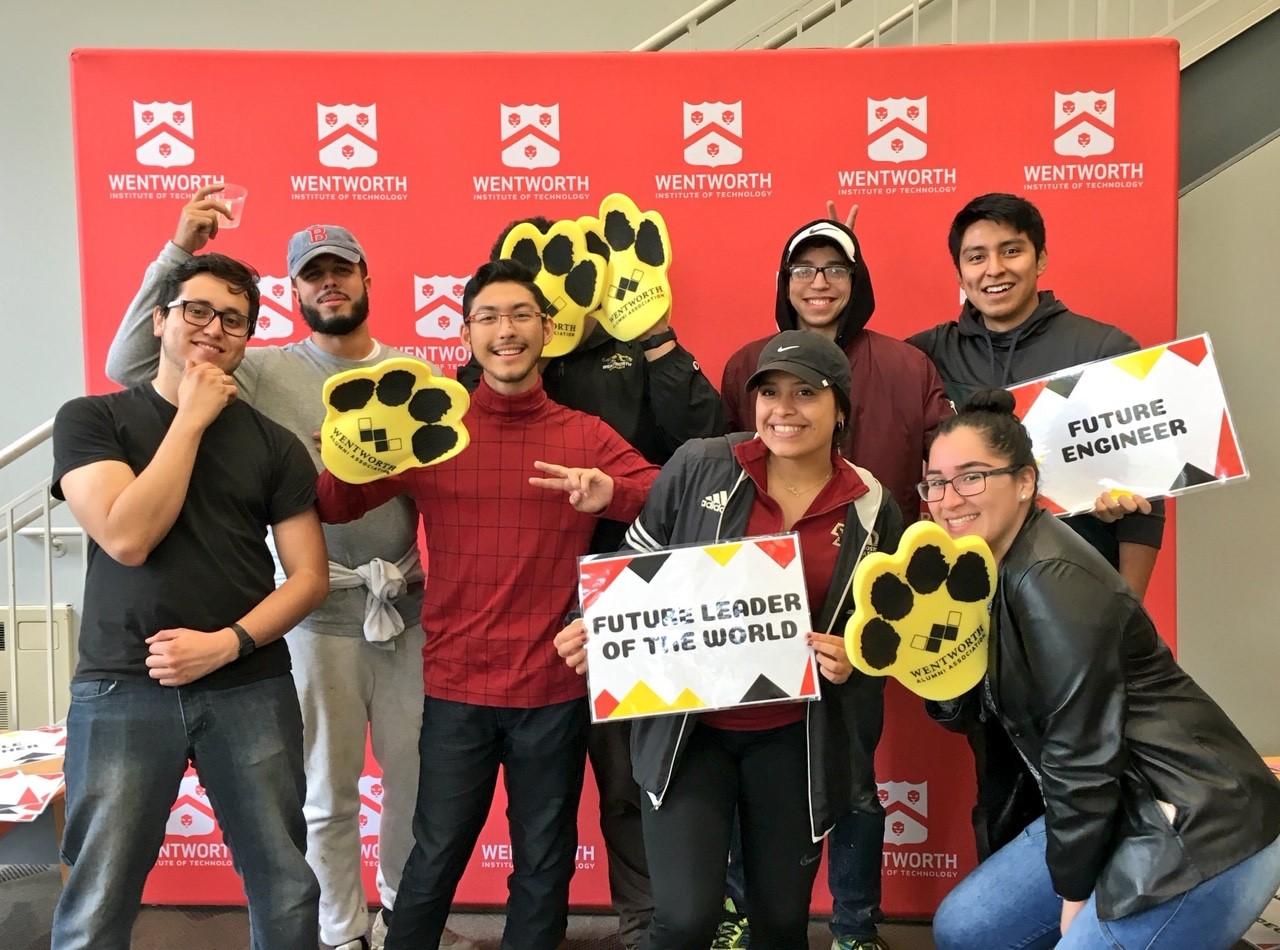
<box><xmin>626</xmin><ymin>552</ymin><xmax>671</xmax><ymax>584</ymax></box>
<box><xmin>740</xmin><ymin>674</ymin><xmax>789</xmax><ymax>703</ymax></box>
<box><xmin>1169</xmin><ymin>462</ymin><xmax>1216</xmax><ymax>491</ymax></box>
<box><xmin>1046</xmin><ymin>373</ymin><xmax>1083</xmax><ymax>399</ymax></box>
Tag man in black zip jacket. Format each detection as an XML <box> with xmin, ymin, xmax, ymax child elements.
<box><xmin>456</xmin><ymin>218</ymin><xmax>724</xmax><ymax>950</ymax></box>
<box><xmin>909</xmin><ymin>192</ymin><xmax>1166</xmax><ymax>858</ymax></box>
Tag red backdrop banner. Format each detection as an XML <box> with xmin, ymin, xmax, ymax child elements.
<box><xmin>70</xmin><ymin>41</ymin><xmax>1179</xmax><ymax>916</ymax></box>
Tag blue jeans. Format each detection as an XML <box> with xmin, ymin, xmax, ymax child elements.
<box><xmin>933</xmin><ymin>815</ymin><xmax>1280</xmax><ymax>949</ymax></box>
<box><xmin>51</xmin><ymin>675</ymin><xmax>318</xmax><ymax>950</ymax></box>
<box><xmin>827</xmin><ymin>808</ymin><xmax>887</xmax><ymax>939</ymax></box>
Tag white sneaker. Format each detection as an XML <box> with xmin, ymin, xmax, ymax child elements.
<box><xmin>334</xmin><ymin>940</ymin><xmax>366</xmax><ymax>950</ymax></box>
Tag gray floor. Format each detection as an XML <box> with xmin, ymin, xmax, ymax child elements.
<box><xmin>0</xmin><ymin>864</ymin><xmax>936</xmax><ymax>949</ymax></box>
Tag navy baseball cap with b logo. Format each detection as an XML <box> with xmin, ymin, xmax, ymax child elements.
<box><xmin>287</xmin><ymin>224</ymin><xmax>366</xmax><ymax>278</ymax></box>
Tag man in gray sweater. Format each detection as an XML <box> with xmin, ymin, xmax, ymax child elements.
<box><xmin>105</xmin><ymin>186</ymin><xmax>472</xmax><ymax>950</ymax></box>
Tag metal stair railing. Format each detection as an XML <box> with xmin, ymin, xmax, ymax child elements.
<box><xmin>0</xmin><ymin>418</ymin><xmax>81</xmax><ymax>728</ymax></box>
<box><xmin>636</xmin><ymin>0</ymin><xmax>1280</xmax><ymax>65</ymax></box>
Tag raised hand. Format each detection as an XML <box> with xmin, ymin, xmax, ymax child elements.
<box><xmin>173</xmin><ymin>184</ymin><xmax>232</xmax><ymax>253</ymax></box>
<box><xmin>825</xmin><ymin>199</ymin><xmax>860</xmax><ymax>232</ymax></box>
<box><xmin>529</xmin><ymin>460</ymin><xmax>614</xmax><ymax>514</ymax></box>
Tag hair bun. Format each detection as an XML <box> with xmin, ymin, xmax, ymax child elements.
<box><xmin>961</xmin><ymin>388</ymin><xmax>1016</xmax><ymax>416</ymax></box>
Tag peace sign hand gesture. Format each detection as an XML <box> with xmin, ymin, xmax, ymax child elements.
<box><xmin>529</xmin><ymin>460</ymin><xmax>615</xmax><ymax>514</ymax></box>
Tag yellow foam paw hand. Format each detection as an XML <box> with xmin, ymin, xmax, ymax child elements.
<box><xmin>578</xmin><ymin>193</ymin><xmax>673</xmax><ymax>341</ymax></box>
<box><xmin>844</xmin><ymin>520</ymin><xmax>995</xmax><ymax>701</ymax></box>
<box><xmin>321</xmin><ymin>357</ymin><xmax>470</xmax><ymax>484</ymax></box>
<box><xmin>500</xmin><ymin>219</ymin><xmax>605</xmax><ymax>358</ymax></box>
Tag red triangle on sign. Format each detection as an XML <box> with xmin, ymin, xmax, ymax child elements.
<box><xmin>755</xmin><ymin>537</ymin><xmax>797</xmax><ymax>569</ymax></box>
<box><xmin>594</xmin><ymin>690</ymin><xmax>620</xmax><ymax>720</ymax></box>
<box><xmin>579</xmin><ymin>558</ymin><xmax>632</xmax><ymax>612</ymax></box>
<box><xmin>799</xmin><ymin>658</ymin><xmax>818</xmax><ymax>698</ymax></box>
<box><xmin>1215</xmin><ymin>411</ymin><xmax>1244</xmax><ymax>479</ymax></box>
<box><xmin>1010</xmin><ymin>380</ymin><xmax>1048</xmax><ymax>421</ymax></box>
<box><xmin>16</xmin><ymin>785</ymin><xmax>41</xmax><ymax>807</ymax></box>
<box><xmin>1167</xmin><ymin>336</ymin><xmax>1209</xmax><ymax>366</ymax></box>
<box><xmin>1037</xmin><ymin>496</ymin><xmax>1067</xmax><ymax>515</ymax></box>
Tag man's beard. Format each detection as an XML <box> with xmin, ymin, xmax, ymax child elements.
<box><xmin>301</xmin><ymin>293</ymin><xmax>370</xmax><ymax>336</ymax></box>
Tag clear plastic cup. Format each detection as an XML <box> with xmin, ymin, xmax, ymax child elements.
<box><xmin>218</xmin><ymin>184</ymin><xmax>248</xmax><ymax>230</ymax></box>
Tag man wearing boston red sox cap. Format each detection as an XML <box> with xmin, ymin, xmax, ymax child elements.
<box><xmin>104</xmin><ymin>186</ymin><xmax>473</xmax><ymax>950</ymax></box>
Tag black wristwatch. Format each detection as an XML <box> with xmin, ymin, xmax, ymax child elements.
<box><xmin>230</xmin><ymin>622</ymin><xmax>256</xmax><ymax>659</ymax></box>
<box><xmin>639</xmin><ymin>328</ymin><xmax>677</xmax><ymax>351</ymax></box>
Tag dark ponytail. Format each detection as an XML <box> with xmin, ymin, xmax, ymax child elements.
<box><xmin>932</xmin><ymin>389</ymin><xmax>1039</xmax><ymax>483</ymax></box>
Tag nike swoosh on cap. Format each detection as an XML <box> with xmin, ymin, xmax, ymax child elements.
<box><xmin>777</xmin><ymin>345</ymin><xmax>800</xmax><ymax>352</ymax></box>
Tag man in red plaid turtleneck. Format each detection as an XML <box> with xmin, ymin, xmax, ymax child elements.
<box><xmin>316</xmin><ymin>259</ymin><xmax>658</xmax><ymax>950</ymax></box>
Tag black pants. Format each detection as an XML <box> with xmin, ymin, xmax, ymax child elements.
<box><xmin>588</xmin><ymin>719</ymin><xmax>652</xmax><ymax>949</ymax></box>
<box><xmin>385</xmin><ymin>696</ymin><xmax>588</xmax><ymax>950</ymax></box>
<box><xmin>642</xmin><ymin>721</ymin><xmax>822</xmax><ymax>950</ymax></box>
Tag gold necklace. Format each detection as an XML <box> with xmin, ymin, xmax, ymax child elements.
<box><xmin>779</xmin><ymin>470</ymin><xmax>834</xmax><ymax>496</ymax></box>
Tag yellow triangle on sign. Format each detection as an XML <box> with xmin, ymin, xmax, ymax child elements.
<box><xmin>610</xmin><ymin>681</ymin><xmax>708</xmax><ymax>717</ymax></box>
<box><xmin>1112</xmin><ymin>346</ymin><xmax>1166</xmax><ymax>380</ymax></box>
<box><xmin>670</xmin><ymin>688</ymin><xmax>705</xmax><ymax>710</ymax></box>
<box><xmin>612</xmin><ymin>681</ymin><xmax>671</xmax><ymax>717</ymax></box>
<box><xmin>704</xmin><ymin>542</ymin><xmax>743</xmax><ymax>566</ymax></box>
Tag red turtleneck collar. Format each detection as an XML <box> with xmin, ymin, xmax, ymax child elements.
<box><xmin>471</xmin><ymin>373</ymin><xmax>549</xmax><ymax>419</ymax></box>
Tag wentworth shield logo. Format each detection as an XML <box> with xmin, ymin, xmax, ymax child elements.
<box><xmin>682</xmin><ymin>101</ymin><xmax>743</xmax><ymax>167</ymax></box>
<box><xmin>358</xmin><ymin>775</ymin><xmax>384</xmax><ymax>841</ymax></box>
<box><xmin>414</xmin><ymin>275</ymin><xmax>468</xmax><ymax>339</ymax></box>
<box><xmin>254</xmin><ymin>276</ymin><xmax>295</xmax><ymax>342</ymax></box>
<box><xmin>879</xmin><ymin>779</ymin><xmax>928</xmax><ymax>845</ymax></box>
<box><xmin>133</xmin><ymin>100</ymin><xmax>194</xmax><ymax>167</ymax></box>
<box><xmin>501</xmin><ymin>104</ymin><xmax>560</xmax><ymax>169</ymax></box>
<box><xmin>165</xmin><ymin>776</ymin><xmax>216</xmax><ymax>838</ymax></box>
<box><xmin>1054</xmin><ymin>90</ymin><xmax>1115</xmax><ymax>157</ymax></box>
<box><xmin>318</xmin><ymin>103</ymin><xmax>378</xmax><ymax>168</ymax></box>
<box><xmin>866</xmin><ymin>96</ymin><xmax>927</xmax><ymax>163</ymax></box>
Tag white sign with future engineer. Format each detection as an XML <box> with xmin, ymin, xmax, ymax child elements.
<box><xmin>1007</xmin><ymin>334</ymin><xmax>1247</xmax><ymax>515</ymax></box>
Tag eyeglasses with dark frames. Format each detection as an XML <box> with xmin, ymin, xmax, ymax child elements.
<box><xmin>916</xmin><ymin>464</ymin><xmax>1026</xmax><ymax>502</ymax></box>
<box><xmin>165</xmin><ymin>299</ymin><xmax>254</xmax><ymax>337</ymax></box>
<box><xmin>787</xmin><ymin>264</ymin><xmax>853</xmax><ymax>282</ymax></box>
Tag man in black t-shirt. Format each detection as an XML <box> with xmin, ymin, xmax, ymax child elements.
<box><xmin>50</xmin><ymin>253</ymin><xmax>330</xmax><ymax>949</ymax></box>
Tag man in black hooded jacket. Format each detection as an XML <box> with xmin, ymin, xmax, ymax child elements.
<box><xmin>908</xmin><ymin>193</ymin><xmax>1164</xmax><ymax>590</ymax></box>
<box><xmin>720</xmin><ymin>220</ymin><xmax>950</xmax><ymax>950</ymax></box>
<box><xmin>909</xmin><ymin>193</ymin><xmax>1166</xmax><ymax>862</ymax></box>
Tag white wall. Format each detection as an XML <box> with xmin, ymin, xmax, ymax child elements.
<box><xmin>1176</xmin><ymin>133</ymin><xmax>1280</xmax><ymax>751</ymax></box>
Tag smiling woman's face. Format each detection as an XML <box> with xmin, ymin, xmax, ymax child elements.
<box><xmin>925</xmin><ymin>424</ymin><xmax>1036</xmax><ymax>559</ymax></box>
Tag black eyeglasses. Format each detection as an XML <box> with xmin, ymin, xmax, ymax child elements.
<box><xmin>917</xmin><ymin>465</ymin><xmax>1026</xmax><ymax>502</ymax></box>
<box><xmin>787</xmin><ymin>264</ymin><xmax>853</xmax><ymax>282</ymax></box>
<box><xmin>166</xmin><ymin>299</ymin><xmax>254</xmax><ymax>337</ymax></box>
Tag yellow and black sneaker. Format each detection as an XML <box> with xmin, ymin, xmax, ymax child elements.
<box><xmin>711</xmin><ymin>897</ymin><xmax>750</xmax><ymax>949</ymax></box>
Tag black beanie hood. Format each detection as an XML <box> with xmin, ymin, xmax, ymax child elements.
<box><xmin>774</xmin><ymin>218</ymin><xmax>876</xmax><ymax>347</ymax></box>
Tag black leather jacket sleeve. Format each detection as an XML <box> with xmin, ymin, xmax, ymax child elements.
<box><xmin>1009</xmin><ymin>557</ymin><xmax>1131</xmax><ymax>901</ymax></box>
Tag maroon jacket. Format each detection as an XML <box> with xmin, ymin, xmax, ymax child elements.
<box><xmin>721</xmin><ymin>219</ymin><xmax>952</xmax><ymax>522</ymax></box>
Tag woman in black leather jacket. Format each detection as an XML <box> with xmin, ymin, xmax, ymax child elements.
<box><xmin>926</xmin><ymin>390</ymin><xmax>1280</xmax><ymax>949</ymax></box>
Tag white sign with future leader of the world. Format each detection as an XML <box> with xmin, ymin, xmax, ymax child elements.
<box><xmin>578</xmin><ymin>533</ymin><xmax>819</xmax><ymax>723</ymax></box>
<box><xmin>1007</xmin><ymin>334</ymin><xmax>1247</xmax><ymax>515</ymax></box>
